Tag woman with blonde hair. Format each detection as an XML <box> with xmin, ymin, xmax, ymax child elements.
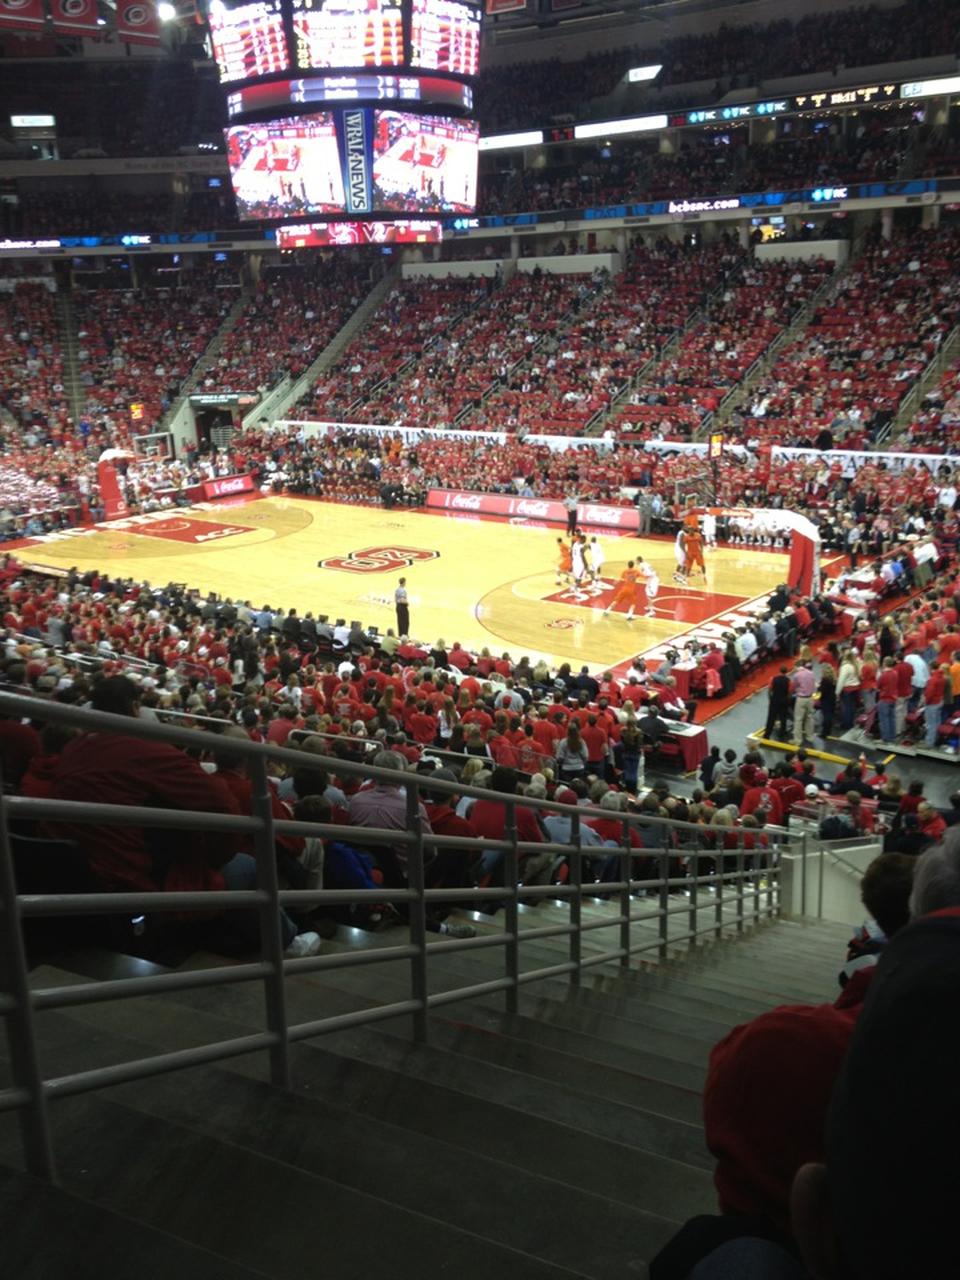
<box><xmin>836</xmin><ymin>646</ymin><xmax>863</xmax><ymax>731</ymax></box>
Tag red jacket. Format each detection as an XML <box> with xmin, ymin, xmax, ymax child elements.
<box><xmin>51</xmin><ymin>731</ymin><xmax>240</xmax><ymax>893</ymax></box>
<box><xmin>878</xmin><ymin>668</ymin><xmax>899</xmax><ymax>702</ymax></box>
<box><xmin>470</xmin><ymin>799</ymin><xmax>542</xmax><ymax>845</ymax></box>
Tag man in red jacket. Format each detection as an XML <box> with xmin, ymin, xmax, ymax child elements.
<box><xmin>740</xmin><ymin>770</ymin><xmax>783</xmax><ymax>826</ymax></box>
<box><xmin>470</xmin><ymin>766</ymin><xmax>542</xmax><ymax>888</ymax></box>
<box><xmin>50</xmin><ymin>676</ymin><xmax>321</xmax><ymax>955</ymax></box>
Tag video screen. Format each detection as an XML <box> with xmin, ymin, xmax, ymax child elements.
<box><xmin>411</xmin><ymin>0</ymin><xmax>481</xmax><ymax>78</ymax></box>
<box><xmin>225</xmin><ymin>113</ymin><xmax>346</xmax><ymax>220</ymax></box>
<box><xmin>226</xmin><ymin>73</ymin><xmax>473</xmax><ymax>118</ymax></box>
<box><xmin>372</xmin><ymin>110</ymin><xmax>478</xmax><ymax>212</ymax></box>
<box><xmin>208</xmin><ymin>0</ymin><xmax>290</xmax><ymax>85</ymax></box>
<box><xmin>276</xmin><ymin>219</ymin><xmax>443</xmax><ymax>248</ymax></box>
<box><xmin>293</xmin><ymin>0</ymin><xmax>405</xmax><ymax>70</ymax></box>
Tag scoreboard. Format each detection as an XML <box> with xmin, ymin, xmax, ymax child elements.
<box><xmin>411</xmin><ymin>0</ymin><xmax>481</xmax><ymax>78</ymax></box>
<box><xmin>209</xmin><ymin>0</ymin><xmax>290</xmax><ymax>84</ymax></box>
<box><xmin>207</xmin><ymin>0</ymin><xmax>482</xmax><ymax>82</ymax></box>
<box><xmin>207</xmin><ymin>0</ymin><xmax>481</xmax><ymax>235</ymax></box>
<box><xmin>292</xmin><ymin>0</ymin><xmax>405</xmax><ymax>71</ymax></box>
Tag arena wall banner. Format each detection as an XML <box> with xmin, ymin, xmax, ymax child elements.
<box><xmin>0</xmin><ymin>0</ymin><xmax>45</xmax><ymax>31</ymax></box>
<box><xmin>426</xmin><ymin>488</ymin><xmax>640</xmax><ymax>531</ymax></box>
<box><xmin>202</xmin><ymin>474</ymin><xmax>255</xmax><ymax>499</ymax></box>
<box><xmin>50</xmin><ymin>0</ymin><xmax>102</xmax><ymax>35</ymax></box>
<box><xmin>276</xmin><ymin>419</ymin><xmax>608</xmax><ymax>453</ymax></box>
<box><xmin>770</xmin><ymin>446</ymin><xmax>958</xmax><ymax>477</ymax></box>
<box><xmin>115</xmin><ymin>1</ymin><xmax>162</xmax><ymax>44</ymax></box>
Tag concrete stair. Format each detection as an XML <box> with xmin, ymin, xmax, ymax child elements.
<box><xmin>270</xmin><ymin>263</ymin><xmax>402</xmax><ymax>427</ymax></box>
<box><xmin>0</xmin><ymin>911</ymin><xmax>852</xmax><ymax>1280</ymax></box>
<box><xmin>55</xmin><ymin>292</ymin><xmax>85</xmax><ymax>423</ymax></box>
<box><xmin>158</xmin><ymin>285</ymin><xmax>253</xmax><ymax>434</ymax></box>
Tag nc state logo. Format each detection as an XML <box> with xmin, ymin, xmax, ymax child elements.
<box><xmin>545</xmin><ymin>617</ymin><xmax>583</xmax><ymax>630</ymax></box>
<box><xmin>319</xmin><ymin>545</ymin><xmax>440</xmax><ymax>574</ymax></box>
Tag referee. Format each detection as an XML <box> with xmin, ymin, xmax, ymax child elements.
<box><xmin>395</xmin><ymin>577</ymin><xmax>410</xmax><ymax>636</ymax></box>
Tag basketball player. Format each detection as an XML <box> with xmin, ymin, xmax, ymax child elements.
<box><xmin>683</xmin><ymin>525</ymin><xmax>706</xmax><ymax>582</ymax></box>
<box><xmin>637</xmin><ymin>557</ymin><xmax>659</xmax><ymax>617</ymax></box>
<box><xmin>570</xmin><ymin>534</ymin><xmax>588</xmax><ymax>600</ymax></box>
<box><xmin>673</xmin><ymin>528</ymin><xmax>688</xmax><ymax>585</ymax></box>
<box><xmin>555</xmin><ymin>537</ymin><xmax>572</xmax><ymax>587</ymax></box>
<box><xmin>702</xmin><ymin>509</ymin><xmax>717</xmax><ymax>549</ymax></box>
<box><xmin>587</xmin><ymin>536</ymin><xmax>606</xmax><ymax>594</ymax></box>
<box><xmin>604</xmin><ymin>561</ymin><xmax>639</xmax><ymax>619</ymax></box>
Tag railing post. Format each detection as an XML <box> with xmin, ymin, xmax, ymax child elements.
<box><xmin>800</xmin><ymin>831</ymin><xmax>808</xmax><ymax>917</ymax></box>
<box><xmin>657</xmin><ymin>836</ymin><xmax>669</xmax><ymax>962</ymax></box>
<box><xmin>0</xmin><ymin>780</ymin><xmax>57</xmax><ymax>1182</ymax></box>
<box><xmin>569</xmin><ymin>808</ymin><xmax>582</xmax><ymax>985</ymax></box>
<box><xmin>619</xmin><ymin>818</ymin><xmax>631</xmax><ymax>968</ymax></box>
<box><xmin>248</xmin><ymin>754</ymin><xmax>291</xmax><ymax>1089</ymax></box>
<box><xmin>817</xmin><ymin>838</ymin><xmax>825</xmax><ymax>920</ymax></box>
<box><xmin>405</xmin><ymin>784</ymin><xmax>429</xmax><ymax>1041</ymax></box>
<box><xmin>687</xmin><ymin>850</ymin><xmax>699</xmax><ymax>947</ymax></box>
<box><xmin>766</xmin><ymin>843</ymin><xmax>777</xmax><ymax>918</ymax></box>
<box><xmin>503</xmin><ymin>799</ymin><xmax>520</xmax><ymax>1015</ymax></box>
<box><xmin>735</xmin><ymin>845</ymin><xmax>745</xmax><ymax>934</ymax></box>
<box><xmin>752</xmin><ymin>839</ymin><xmax>762</xmax><ymax>926</ymax></box>
<box><xmin>714</xmin><ymin>844</ymin><xmax>724</xmax><ymax>940</ymax></box>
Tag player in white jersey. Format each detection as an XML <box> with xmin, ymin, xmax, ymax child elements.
<box><xmin>638</xmin><ymin>560</ymin><xmax>659</xmax><ymax>617</ymax></box>
<box><xmin>702</xmin><ymin>510</ymin><xmax>717</xmax><ymax>549</ymax></box>
<box><xmin>673</xmin><ymin>528</ymin><xmax>687</xmax><ymax>585</ymax></box>
<box><xmin>587</xmin><ymin>536</ymin><xmax>606</xmax><ymax>594</ymax></box>
<box><xmin>570</xmin><ymin>534</ymin><xmax>588</xmax><ymax>600</ymax></box>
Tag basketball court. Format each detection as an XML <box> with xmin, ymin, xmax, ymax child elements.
<box><xmin>19</xmin><ymin>496</ymin><xmax>792</xmax><ymax>670</ymax></box>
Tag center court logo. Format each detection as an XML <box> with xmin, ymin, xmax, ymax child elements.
<box><xmin>319</xmin><ymin>545</ymin><xmax>440</xmax><ymax>574</ymax></box>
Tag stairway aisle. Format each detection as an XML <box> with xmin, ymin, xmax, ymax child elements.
<box><xmin>55</xmin><ymin>291</ymin><xmax>84</xmax><ymax>423</ymax></box>
<box><xmin>0</xmin><ymin>913</ymin><xmax>852</xmax><ymax>1280</ymax></box>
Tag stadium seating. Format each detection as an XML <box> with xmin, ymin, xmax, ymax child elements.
<box><xmin>607</xmin><ymin>255</ymin><xmax>832</xmax><ymax>439</ymax></box>
<box><xmin>0</xmin><ymin>281</ymin><xmax>68</xmax><ymax>434</ymax></box>
<box><xmin>729</xmin><ymin>228</ymin><xmax>960</xmax><ymax>447</ymax></box>
<box><xmin>294</xmin><ymin>276</ymin><xmax>489</xmax><ymax>422</ymax></box>
<box><xmin>195</xmin><ymin>261</ymin><xmax>373</xmax><ymax>398</ymax></box>
<box><xmin>74</xmin><ymin>271</ymin><xmax>234</xmax><ymax>431</ymax></box>
<box><xmin>897</xmin><ymin>357</ymin><xmax>960</xmax><ymax>452</ymax></box>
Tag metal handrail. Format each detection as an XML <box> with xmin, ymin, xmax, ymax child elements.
<box><xmin>0</xmin><ymin>688</ymin><xmax>786</xmax><ymax>1183</ymax></box>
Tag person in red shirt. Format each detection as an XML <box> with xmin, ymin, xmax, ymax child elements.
<box><xmin>580</xmin><ymin>714</ymin><xmax>609</xmax><ymax>774</ymax></box>
<box><xmin>461</xmin><ymin>703</ymin><xmax>493</xmax><ymax>736</ymax></box>
<box><xmin>530</xmin><ymin>711</ymin><xmax>560</xmax><ymax>755</ymax></box>
<box><xmin>924</xmin><ymin>663</ymin><xmax>946</xmax><ymax>746</ymax></box>
<box><xmin>266</xmin><ymin>704</ymin><xmax>302</xmax><ymax>746</ymax></box>
<box><xmin>422</xmin><ymin>767</ymin><xmax>475</xmax><ymax>889</ymax></box>
<box><xmin>769</xmin><ymin>764</ymin><xmax>804</xmax><ymax>816</ymax></box>
<box><xmin>740</xmin><ymin>771</ymin><xmax>784</xmax><ymax>826</ymax></box>
<box><xmin>877</xmin><ymin>656</ymin><xmax>899</xmax><ymax>742</ymax></box>
<box><xmin>409</xmin><ymin>702</ymin><xmax>439</xmax><ymax>746</ymax></box>
<box><xmin>469</xmin><ymin>766</ymin><xmax>543</xmax><ymax>888</ymax></box>
<box><xmin>893</xmin><ymin>654</ymin><xmax>913</xmax><ymax>737</ymax></box>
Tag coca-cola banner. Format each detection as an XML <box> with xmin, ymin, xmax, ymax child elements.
<box><xmin>427</xmin><ymin>488</ymin><xmax>640</xmax><ymax>531</ymax></box>
<box><xmin>202</xmin><ymin>474</ymin><xmax>254</xmax><ymax>500</ymax></box>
